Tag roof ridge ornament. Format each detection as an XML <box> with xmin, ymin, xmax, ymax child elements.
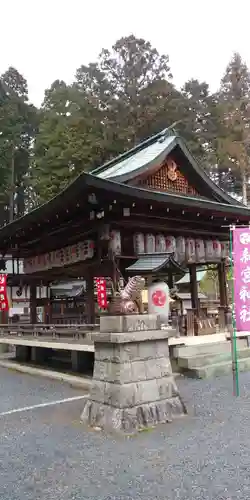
<box><xmin>158</xmin><ymin>121</ymin><xmax>181</xmax><ymax>143</ymax></box>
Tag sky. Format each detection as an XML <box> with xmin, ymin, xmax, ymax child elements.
<box><xmin>2</xmin><ymin>0</ymin><xmax>250</xmax><ymax>106</ymax></box>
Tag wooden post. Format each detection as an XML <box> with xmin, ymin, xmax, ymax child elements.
<box><xmin>168</xmin><ymin>272</ymin><xmax>174</xmax><ymax>289</ymax></box>
<box><xmin>189</xmin><ymin>264</ymin><xmax>199</xmax><ymax>335</ymax></box>
<box><xmin>30</xmin><ymin>283</ymin><xmax>37</xmax><ymax>324</ymax></box>
<box><xmin>218</xmin><ymin>260</ymin><xmax>228</xmax><ymax>331</ymax></box>
<box><xmin>86</xmin><ymin>272</ymin><xmax>95</xmax><ymax>325</ymax></box>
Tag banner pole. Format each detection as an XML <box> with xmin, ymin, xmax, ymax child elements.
<box><xmin>229</xmin><ymin>226</ymin><xmax>239</xmax><ymax>396</ymax></box>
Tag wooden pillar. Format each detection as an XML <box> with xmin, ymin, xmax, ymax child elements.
<box><xmin>218</xmin><ymin>261</ymin><xmax>228</xmax><ymax>307</ymax></box>
<box><xmin>218</xmin><ymin>260</ymin><xmax>228</xmax><ymax>330</ymax></box>
<box><xmin>189</xmin><ymin>264</ymin><xmax>199</xmax><ymax>336</ymax></box>
<box><xmin>30</xmin><ymin>283</ymin><xmax>37</xmax><ymax>324</ymax></box>
<box><xmin>86</xmin><ymin>272</ymin><xmax>95</xmax><ymax>325</ymax></box>
<box><xmin>168</xmin><ymin>272</ymin><xmax>174</xmax><ymax>289</ymax></box>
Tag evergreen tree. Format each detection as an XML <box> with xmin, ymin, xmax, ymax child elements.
<box><xmin>75</xmin><ymin>35</ymin><xmax>186</xmax><ymax>156</ymax></box>
<box><xmin>32</xmin><ymin>81</ymin><xmax>104</xmax><ymax>203</ymax></box>
<box><xmin>0</xmin><ymin>67</ymin><xmax>37</xmax><ymax>222</ymax></box>
<box><xmin>216</xmin><ymin>52</ymin><xmax>250</xmax><ymax>204</ymax></box>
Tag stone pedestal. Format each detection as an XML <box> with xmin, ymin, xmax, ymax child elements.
<box><xmin>81</xmin><ymin>315</ymin><xmax>187</xmax><ymax>433</ymax></box>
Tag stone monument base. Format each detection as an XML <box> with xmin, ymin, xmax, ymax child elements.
<box><xmin>81</xmin><ymin>317</ymin><xmax>186</xmax><ymax>433</ymax></box>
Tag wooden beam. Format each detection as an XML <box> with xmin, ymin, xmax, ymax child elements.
<box><xmin>114</xmin><ymin>219</ymin><xmax>228</xmax><ymax>238</ymax></box>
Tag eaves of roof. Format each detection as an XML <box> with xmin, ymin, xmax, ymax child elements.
<box><xmin>0</xmin><ymin>173</ymin><xmax>250</xmax><ymax>245</ymax></box>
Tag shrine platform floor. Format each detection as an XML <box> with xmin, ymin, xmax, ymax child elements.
<box><xmin>0</xmin><ymin>331</ymin><xmax>228</xmax><ymax>352</ymax></box>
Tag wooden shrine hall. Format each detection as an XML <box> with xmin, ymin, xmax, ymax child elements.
<box><xmin>1</xmin><ymin>127</ymin><xmax>250</xmax><ymax>337</ymax></box>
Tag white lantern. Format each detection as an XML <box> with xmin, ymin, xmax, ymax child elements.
<box><xmin>148</xmin><ymin>281</ymin><xmax>169</xmax><ymax>324</ymax></box>
<box><xmin>165</xmin><ymin>235</ymin><xmax>176</xmax><ymax>254</ymax></box>
<box><xmin>213</xmin><ymin>240</ymin><xmax>222</xmax><ymax>260</ymax></box>
<box><xmin>185</xmin><ymin>238</ymin><xmax>196</xmax><ymax>263</ymax></box>
<box><xmin>205</xmin><ymin>240</ymin><xmax>214</xmax><ymax>261</ymax></box>
<box><xmin>145</xmin><ymin>234</ymin><xmax>156</xmax><ymax>253</ymax></box>
<box><xmin>133</xmin><ymin>233</ymin><xmax>145</xmax><ymax>254</ymax></box>
<box><xmin>44</xmin><ymin>252</ymin><xmax>52</xmax><ymax>270</ymax></box>
<box><xmin>176</xmin><ymin>236</ymin><xmax>186</xmax><ymax>263</ymax></box>
<box><xmin>195</xmin><ymin>239</ymin><xmax>205</xmax><ymax>263</ymax></box>
<box><xmin>53</xmin><ymin>249</ymin><xmax>61</xmax><ymax>267</ymax></box>
<box><xmin>156</xmin><ymin>234</ymin><xmax>166</xmax><ymax>253</ymax></box>
<box><xmin>110</xmin><ymin>230</ymin><xmax>121</xmax><ymax>256</ymax></box>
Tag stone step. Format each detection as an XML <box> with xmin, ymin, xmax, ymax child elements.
<box><xmin>178</xmin><ymin>348</ymin><xmax>250</xmax><ymax>369</ymax></box>
<box><xmin>173</xmin><ymin>339</ymin><xmax>247</xmax><ymax>359</ymax></box>
<box><xmin>184</xmin><ymin>356</ymin><xmax>250</xmax><ymax>379</ymax></box>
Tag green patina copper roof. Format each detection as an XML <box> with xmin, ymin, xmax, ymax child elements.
<box><xmin>97</xmin><ymin>134</ymin><xmax>175</xmax><ymax>181</ymax></box>
<box><xmin>126</xmin><ymin>253</ymin><xmax>185</xmax><ymax>274</ymax></box>
<box><xmin>92</xmin><ymin>127</ymin><xmax>242</xmax><ymax>206</ymax></box>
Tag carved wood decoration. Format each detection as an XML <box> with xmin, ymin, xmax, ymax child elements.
<box><xmin>139</xmin><ymin>157</ymin><xmax>199</xmax><ymax>196</ymax></box>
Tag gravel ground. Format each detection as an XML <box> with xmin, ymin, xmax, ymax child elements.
<box><xmin>1</xmin><ymin>368</ymin><xmax>250</xmax><ymax>499</ymax></box>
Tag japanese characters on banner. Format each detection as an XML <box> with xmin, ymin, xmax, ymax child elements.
<box><xmin>96</xmin><ymin>278</ymin><xmax>108</xmax><ymax>309</ymax></box>
<box><xmin>233</xmin><ymin>228</ymin><xmax>250</xmax><ymax>331</ymax></box>
<box><xmin>0</xmin><ymin>274</ymin><xmax>9</xmax><ymax>311</ymax></box>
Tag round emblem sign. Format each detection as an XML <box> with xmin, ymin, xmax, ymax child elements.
<box><xmin>152</xmin><ymin>290</ymin><xmax>167</xmax><ymax>307</ymax></box>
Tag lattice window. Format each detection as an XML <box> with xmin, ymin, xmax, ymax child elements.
<box><xmin>139</xmin><ymin>160</ymin><xmax>198</xmax><ymax>196</ymax></box>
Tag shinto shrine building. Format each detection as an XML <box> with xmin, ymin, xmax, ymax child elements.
<box><xmin>0</xmin><ymin>127</ymin><xmax>250</xmax><ymax>337</ymax></box>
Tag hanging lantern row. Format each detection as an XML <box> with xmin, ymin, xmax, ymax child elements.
<box><xmin>0</xmin><ymin>274</ymin><xmax>9</xmax><ymax>311</ymax></box>
<box><xmin>133</xmin><ymin>233</ymin><xmax>230</xmax><ymax>263</ymax></box>
<box><xmin>23</xmin><ymin>240</ymin><xmax>95</xmax><ymax>274</ymax></box>
<box><xmin>96</xmin><ymin>277</ymin><xmax>108</xmax><ymax>309</ymax></box>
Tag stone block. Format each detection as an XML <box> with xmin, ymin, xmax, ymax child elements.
<box><xmin>104</xmin><ymin>381</ymin><xmax>137</xmax><ymax>408</ymax></box>
<box><xmin>93</xmin><ymin>360</ymin><xmax>109</xmax><ymax>381</ymax></box>
<box><xmin>94</xmin><ymin>344</ymin><xmax>114</xmax><ymax>362</ymax></box>
<box><xmin>123</xmin><ymin>314</ymin><xmax>161</xmax><ymax>333</ymax></box>
<box><xmin>155</xmin><ymin>357</ymin><xmax>172</xmax><ymax>377</ymax></box>
<box><xmin>136</xmin><ymin>379</ymin><xmax>159</xmax><ymax>405</ymax></box>
<box><xmin>144</xmin><ymin>358</ymin><xmax>162</xmax><ymax>380</ymax></box>
<box><xmin>90</xmin><ymin>379</ymin><xmax>106</xmax><ymax>404</ymax></box>
<box><xmin>112</xmin><ymin>343</ymin><xmax>139</xmax><ymax>363</ymax></box>
<box><xmin>100</xmin><ymin>314</ymin><xmax>161</xmax><ymax>334</ymax></box>
<box><xmin>157</xmin><ymin>377</ymin><xmax>174</xmax><ymax>400</ymax></box>
<box><xmin>81</xmin><ymin>397</ymin><xmax>186</xmax><ymax>433</ymax></box>
<box><xmin>137</xmin><ymin>341</ymin><xmax>156</xmax><ymax>360</ymax></box>
<box><xmin>155</xmin><ymin>340</ymin><xmax>170</xmax><ymax>359</ymax></box>
<box><xmin>131</xmin><ymin>360</ymin><xmax>148</xmax><ymax>382</ymax></box>
<box><xmin>94</xmin><ymin>329</ymin><xmax>174</xmax><ymax>345</ymax></box>
<box><xmin>100</xmin><ymin>315</ymin><xmax>124</xmax><ymax>333</ymax></box>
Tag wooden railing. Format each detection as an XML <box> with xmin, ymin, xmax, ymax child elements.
<box><xmin>186</xmin><ymin>309</ymin><xmax>217</xmax><ymax>336</ymax></box>
<box><xmin>0</xmin><ymin>323</ymin><xmax>99</xmax><ymax>340</ymax></box>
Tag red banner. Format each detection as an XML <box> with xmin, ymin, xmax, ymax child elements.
<box><xmin>0</xmin><ymin>274</ymin><xmax>8</xmax><ymax>311</ymax></box>
<box><xmin>96</xmin><ymin>277</ymin><xmax>108</xmax><ymax>309</ymax></box>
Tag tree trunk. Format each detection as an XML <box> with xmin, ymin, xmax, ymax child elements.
<box><xmin>242</xmin><ymin>170</ymin><xmax>248</xmax><ymax>206</ymax></box>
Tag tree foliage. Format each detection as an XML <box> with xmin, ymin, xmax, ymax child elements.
<box><xmin>2</xmin><ymin>37</ymin><xmax>250</xmax><ymax>210</ymax></box>
<box><xmin>215</xmin><ymin>53</ymin><xmax>250</xmax><ymax>203</ymax></box>
<box><xmin>0</xmin><ymin>67</ymin><xmax>37</xmax><ymax>222</ymax></box>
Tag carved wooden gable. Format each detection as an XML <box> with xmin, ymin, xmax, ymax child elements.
<box><xmin>137</xmin><ymin>156</ymin><xmax>199</xmax><ymax>196</ymax></box>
